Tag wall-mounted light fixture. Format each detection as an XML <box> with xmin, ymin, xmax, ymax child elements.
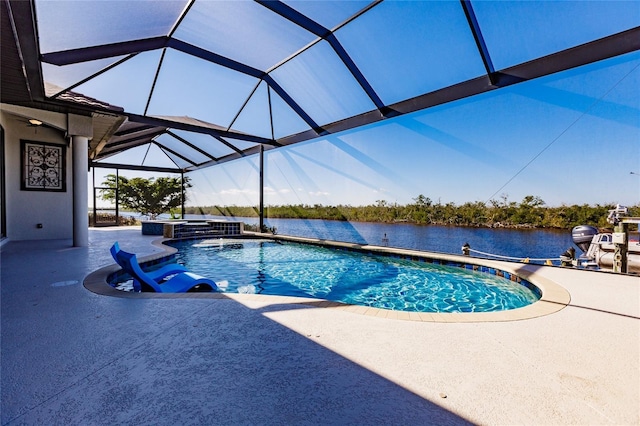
<box><xmin>28</xmin><ymin>119</ymin><xmax>43</xmax><ymax>126</ymax></box>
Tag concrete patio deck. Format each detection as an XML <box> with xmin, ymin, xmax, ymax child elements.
<box><xmin>1</xmin><ymin>227</ymin><xmax>639</xmax><ymax>425</ymax></box>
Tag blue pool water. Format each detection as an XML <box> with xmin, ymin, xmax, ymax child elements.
<box><xmin>167</xmin><ymin>238</ymin><xmax>540</xmax><ymax>313</ymax></box>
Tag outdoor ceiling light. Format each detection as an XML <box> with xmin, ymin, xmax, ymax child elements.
<box><xmin>28</xmin><ymin>119</ymin><xmax>42</xmax><ymax>126</ymax></box>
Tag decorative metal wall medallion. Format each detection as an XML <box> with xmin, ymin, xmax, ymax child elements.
<box><xmin>21</xmin><ymin>140</ymin><xmax>66</xmax><ymax>191</ymax></box>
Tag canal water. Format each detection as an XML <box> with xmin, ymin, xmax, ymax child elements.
<box><xmin>187</xmin><ymin>215</ymin><xmax>575</xmax><ymax>262</ymax></box>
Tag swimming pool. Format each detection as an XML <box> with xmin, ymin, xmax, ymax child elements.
<box><xmin>166</xmin><ymin>238</ymin><xmax>540</xmax><ymax>313</ymax></box>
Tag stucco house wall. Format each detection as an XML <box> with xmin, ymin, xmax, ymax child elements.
<box><xmin>1</xmin><ymin>110</ymin><xmax>73</xmax><ymax>241</ymax></box>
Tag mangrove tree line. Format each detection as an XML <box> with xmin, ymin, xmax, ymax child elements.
<box><xmin>185</xmin><ymin>195</ymin><xmax>638</xmax><ymax>230</ymax></box>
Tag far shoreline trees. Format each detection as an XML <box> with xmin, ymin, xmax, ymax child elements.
<box><xmin>97</xmin><ymin>177</ymin><xmax>636</xmax><ymax>230</ymax></box>
<box><xmin>184</xmin><ymin>195</ymin><xmax>638</xmax><ymax>231</ymax></box>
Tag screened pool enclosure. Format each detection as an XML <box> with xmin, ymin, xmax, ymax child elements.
<box><xmin>2</xmin><ymin>0</ymin><xmax>639</xmax><ymax>227</ymax></box>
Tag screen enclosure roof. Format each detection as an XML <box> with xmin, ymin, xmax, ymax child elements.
<box><xmin>2</xmin><ymin>0</ymin><xmax>639</xmax><ymax>172</ymax></box>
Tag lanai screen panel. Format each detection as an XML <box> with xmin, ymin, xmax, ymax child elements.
<box><xmin>173</xmin><ymin>0</ymin><xmax>317</xmax><ymax>71</ymax></box>
<box><xmin>472</xmin><ymin>1</ymin><xmax>640</xmax><ymax>69</ymax></box>
<box><xmin>335</xmin><ymin>1</ymin><xmax>486</xmax><ymax>105</ymax></box>
<box><xmin>36</xmin><ymin>0</ymin><xmax>187</xmax><ymax>52</ymax></box>
<box><xmin>31</xmin><ymin>0</ymin><xmax>640</xmax><ymax>171</ymax></box>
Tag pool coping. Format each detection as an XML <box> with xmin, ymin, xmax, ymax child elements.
<box><xmin>84</xmin><ymin>233</ymin><xmax>571</xmax><ymax>323</ymax></box>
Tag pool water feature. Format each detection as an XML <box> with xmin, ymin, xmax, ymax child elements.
<box><xmin>166</xmin><ymin>238</ymin><xmax>540</xmax><ymax>313</ymax></box>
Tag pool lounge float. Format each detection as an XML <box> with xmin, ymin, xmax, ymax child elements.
<box><xmin>110</xmin><ymin>242</ymin><xmax>218</xmax><ymax>292</ymax></box>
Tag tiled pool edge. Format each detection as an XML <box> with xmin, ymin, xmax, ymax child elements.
<box><xmin>83</xmin><ymin>235</ymin><xmax>571</xmax><ymax>322</ymax></box>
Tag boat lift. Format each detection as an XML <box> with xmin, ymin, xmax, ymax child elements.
<box><xmin>462</xmin><ymin>205</ymin><xmax>639</xmax><ymax>274</ymax></box>
<box><xmin>608</xmin><ymin>205</ymin><xmax>640</xmax><ymax>274</ymax></box>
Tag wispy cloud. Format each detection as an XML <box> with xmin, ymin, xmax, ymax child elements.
<box><xmin>264</xmin><ymin>187</ymin><xmax>292</xmax><ymax>194</ymax></box>
<box><xmin>220</xmin><ymin>188</ymin><xmax>255</xmax><ymax>195</ymax></box>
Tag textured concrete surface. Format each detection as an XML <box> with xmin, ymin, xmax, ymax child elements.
<box><xmin>1</xmin><ymin>227</ymin><xmax>639</xmax><ymax>425</ymax></box>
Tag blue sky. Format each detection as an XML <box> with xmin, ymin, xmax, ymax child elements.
<box><xmin>68</xmin><ymin>1</ymin><xmax>639</xmax><ymax>209</ymax></box>
<box><xmin>185</xmin><ymin>51</ymin><xmax>640</xmax><ymax>208</ymax></box>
